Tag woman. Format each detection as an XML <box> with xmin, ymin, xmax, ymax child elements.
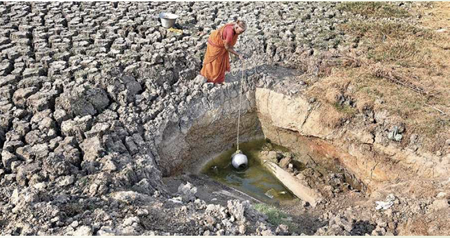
<box><xmin>200</xmin><ymin>20</ymin><xmax>246</xmax><ymax>84</ymax></box>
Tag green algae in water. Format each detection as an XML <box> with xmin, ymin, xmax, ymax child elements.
<box><xmin>201</xmin><ymin>139</ymin><xmax>295</xmax><ymax>204</ymax></box>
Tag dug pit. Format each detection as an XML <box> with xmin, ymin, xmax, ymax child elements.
<box><xmin>158</xmin><ymin>66</ymin><xmax>367</xmax><ymax>210</ymax></box>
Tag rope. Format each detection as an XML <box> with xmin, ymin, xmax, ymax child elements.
<box><xmin>236</xmin><ymin>59</ymin><xmax>244</xmax><ymax>152</ymax></box>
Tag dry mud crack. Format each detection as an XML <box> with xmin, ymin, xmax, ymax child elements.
<box><xmin>0</xmin><ymin>1</ymin><xmax>449</xmax><ymax>236</ymax></box>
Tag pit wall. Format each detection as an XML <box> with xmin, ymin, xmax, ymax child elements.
<box><xmin>155</xmin><ymin>78</ymin><xmax>263</xmax><ymax>176</ymax></box>
<box><xmin>255</xmin><ymin>88</ymin><xmax>450</xmax><ymax>192</ymax></box>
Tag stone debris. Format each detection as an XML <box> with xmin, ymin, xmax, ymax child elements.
<box><xmin>227</xmin><ymin>199</ymin><xmax>250</xmax><ymax>222</ymax></box>
<box><xmin>73</xmin><ymin>226</ymin><xmax>93</xmax><ymax>236</ymax></box>
<box><xmin>375</xmin><ymin>194</ymin><xmax>397</xmax><ymax>210</ymax></box>
<box><xmin>387</xmin><ymin>125</ymin><xmax>405</xmax><ymax>142</ymax></box>
<box><xmin>178</xmin><ymin>182</ymin><xmax>198</xmax><ymax>202</ymax></box>
<box><xmin>276</xmin><ymin>224</ymin><xmax>289</xmax><ymax>235</ymax></box>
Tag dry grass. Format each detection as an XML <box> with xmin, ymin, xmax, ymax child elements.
<box><xmin>253</xmin><ymin>203</ymin><xmax>301</xmax><ymax>233</ymax></box>
<box><xmin>340</xmin><ymin>21</ymin><xmax>432</xmax><ymax>41</ymax></box>
<box><xmin>337</xmin><ymin>2</ymin><xmax>410</xmax><ymax>18</ymax></box>
<box><xmin>401</xmin><ymin>217</ymin><xmax>430</xmax><ymax>235</ymax></box>
<box><xmin>308</xmin><ymin>2</ymin><xmax>450</xmax><ymax>151</ymax></box>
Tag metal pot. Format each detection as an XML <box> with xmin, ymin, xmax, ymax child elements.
<box><xmin>159</xmin><ymin>12</ymin><xmax>178</xmax><ymax>28</ymax></box>
<box><xmin>232</xmin><ymin>152</ymin><xmax>248</xmax><ymax>170</ymax></box>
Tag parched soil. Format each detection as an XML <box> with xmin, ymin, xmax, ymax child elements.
<box><xmin>0</xmin><ymin>1</ymin><xmax>448</xmax><ymax>236</ymax></box>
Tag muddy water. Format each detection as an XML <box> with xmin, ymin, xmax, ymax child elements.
<box><xmin>201</xmin><ymin>139</ymin><xmax>296</xmax><ymax>204</ymax></box>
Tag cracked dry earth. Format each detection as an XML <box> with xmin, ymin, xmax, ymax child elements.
<box><xmin>0</xmin><ymin>1</ymin><xmax>449</xmax><ymax>236</ymax></box>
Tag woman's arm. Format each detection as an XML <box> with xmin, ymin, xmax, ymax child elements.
<box><xmin>224</xmin><ymin>41</ymin><xmax>242</xmax><ymax>58</ymax></box>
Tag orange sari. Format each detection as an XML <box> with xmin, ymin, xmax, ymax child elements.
<box><xmin>200</xmin><ymin>23</ymin><xmax>239</xmax><ymax>84</ymax></box>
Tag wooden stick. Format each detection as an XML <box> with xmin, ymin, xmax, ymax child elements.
<box><xmin>262</xmin><ymin>160</ymin><xmax>322</xmax><ymax>207</ymax></box>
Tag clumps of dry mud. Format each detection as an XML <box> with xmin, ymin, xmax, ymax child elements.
<box><xmin>1</xmin><ymin>1</ymin><xmax>448</xmax><ymax>236</ymax></box>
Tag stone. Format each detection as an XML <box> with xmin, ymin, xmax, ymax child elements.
<box><xmin>74</xmin><ymin>226</ymin><xmax>93</xmax><ymax>236</ymax></box>
<box><xmin>205</xmin><ymin>215</ymin><xmax>216</xmax><ymax>226</ymax></box>
<box><xmin>43</xmin><ymin>153</ymin><xmax>72</xmax><ymax>178</ymax></box>
<box><xmin>58</xmin><ymin>175</ymin><xmax>75</xmax><ymax>186</ymax></box>
<box><xmin>120</xmin><ymin>226</ymin><xmax>138</xmax><ymax>235</ymax></box>
<box><xmin>16</xmin><ymin>162</ymin><xmax>40</xmax><ymax>185</ymax></box>
<box><xmin>194</xmin><ymin>75</ymin><xmax>207</xmax><ymax>84</ymax></box>
<box><xmin>85</xmin><ymin>88</ymin><xmax>110</xmax><ymax>112</ymax></box>
<box><xmin>132</xmin><ymin>179</ymin><xmax>156</xmax><ymax>195</ymax></box>
<box><xmin>216</xmin><ymin>229</ymin><xmax>225</xmax><ymax>236</ymax></box>
<box><xmin>2</xmin><ymin>150</ymin><xmax>19</xmax><ymax>170</ymax></box>
<box><xmin>27</xmin><ymin>89</ymin><xmax>59</xmax><ymax>113</ymax></box>
<box><xmin>227</xmin><ymin>200</ymin><xmax>249</xmax><ymax>222</ymax></box>
<box><xmin>32</xmin><ymin>182</ymin><xmax>47</xmax><ymax>190</ymax></box>
<box><xmin>60</xmin><ymin>115</ymin><xmax>93</xmax><ymax>140</ymax></box>
<box><xmin>388</xmin><ymin>126</ymin><xmax>403</xmax><ymax>142</ymax></box>
<box><xmin>177</xmin><ymin>182</ymin><xmax>197</xmax><ymax>202</ymax></box>
<box><xmin>279</xmin><ymin>156</ymin><xmax>292</xmax><ymax>168</ymax></box>
<box><xmin>71</xmin><ymin>221</ymin><xmax>79</xmax><ymax>228</ymax></box>
<box><xmin>123</xmin><ymin>216</ymin><xmax>140</xmax><ymax>226</ymax></box>
<box><xmin>136</xmin><ymin>209</ymin><xmax>149</xmax><ymax>216</ymax></box>
<box><xmin>125</xmin><ymin>136</ymin><xmax>139</xmax><ymax>155</ymax></box>
<box><xmin>98</xmin><ymin>226</ymin><xmax>116</xmax><ymax>236</ymax></box>
<box><xmin>13</xmin><ymin>87</ymin><xmax>38</xmax><ymax>107</ymax></box>
<box><xmin>102</xmin><ymin>156</ymin><xmax>117</xmax><ymax>172</ymax></box>
<box><xmin>265</xmin><ymin>151</ymin><xmax>278</xmax><ymax>163</ymax></box>
<box><xmin>436</xmin><ymin>192</ymin><xmax>447</xmax><ymax>199</ymax></box>
<box><xmin>55</xmin><ymin>86</ymin><xmax>108</xmax><ymax>117</ymax></box>
<box><xmin>11</xmin><ymin>188</ymin><xmax>20</xmax><ymax>205</ymax></box>
<box><xmin>0</xmin><ymin>75</ymin><xmax>18</xmax><ymax>87</ymax></box>
<box><xmin>238</xmin><ymin>224</ymin><xmax>246</xmax><ymax>235</ymax></box>
<box><xmin>80</xmin><ymin>136</ymin><xmax>104</xmax><ymax>161</ymax></box>
<box><xmin>429</xmin><ymin>199</ymin><xmax>449</xmax><ymax>211</ymax></box>
<box><xmin>261</xmin><ymin>229</ymin><xmax>274</xmax><ymax>236</ymax></box>
<box><xmin>276</xmin><ymin>224</ymin><xmax>289</xmax><ymax>235</ymax></box>
<box><xmin>384</xmin><ymin>209</ymin><xmax>393</xmax><ymax>218</ymax></box>
<box><xmin>53</xmin><ymin>109</ymin><xmax>69</xmax><ymax>125</ymax></box>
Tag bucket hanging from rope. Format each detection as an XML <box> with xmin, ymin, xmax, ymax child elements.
<box><xmin>231</xmin><ymin>59</ymin><xmax>248</xmax><ymax>170</ymax></box>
